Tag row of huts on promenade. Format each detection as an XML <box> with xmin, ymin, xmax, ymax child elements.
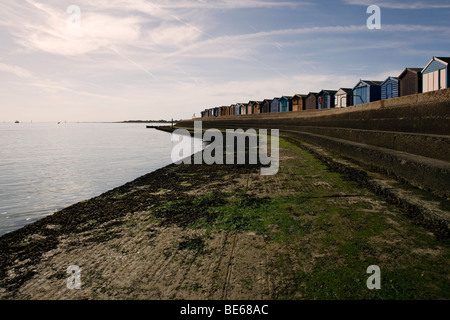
<box><xmin>200</xmin><ymin>56</ymin><xmax>450</xmax><ymax>118</ymax></box>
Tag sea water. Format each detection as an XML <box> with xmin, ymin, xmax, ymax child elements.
<box><xmin>0</xmin><ymin>122</ymin><xmax>201</xmax><ymax>236</ymax></box>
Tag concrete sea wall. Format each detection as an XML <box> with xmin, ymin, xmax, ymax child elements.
<box><xmin>177</xmin><ymin>89</ymin><xmax>450</xmax><ymax>198</ymax></box>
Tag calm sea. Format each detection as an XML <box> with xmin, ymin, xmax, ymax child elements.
<box><xmin>0</xmin><ymin>122</ymin><xmax>200</xmax><ymax>236</ymax></box>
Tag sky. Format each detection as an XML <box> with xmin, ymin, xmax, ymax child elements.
<box><xmin>0</xmin><ymin>0</ymin><xmax>449</xmax><ymax>122</ymax></box>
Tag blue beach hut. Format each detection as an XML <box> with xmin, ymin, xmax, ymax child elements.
<box><xmin>279</xmin><ymin>96</ymin><xmax>292</xmax><ymax>112</ymax></box>
<box><xmin>381</xmin><ymin>76</ymin><xmax>400</xmax><ymax>100</ymax></box>
<box><xmin>352</xmin><ymin>80</ymin><xmax>382</xmax><ymax>106</ymax></box>
<box><xmin>317</xmin><ymin>90</ymin><xmax>337</xmax><ymax>109</ymax></box>
<box><xmin>270</xmin><ymin>98</ymin><xmax>280</xmax><ymax>113</ymax></box>
<box><xmin>233</xmin><ymin>104</ymin><xmax>240</xmax><ymax>115</ymax></box>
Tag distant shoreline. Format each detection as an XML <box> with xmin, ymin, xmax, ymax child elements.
<box><xmin>119</xmin><ymin>120</ymin><xmax>178</xmax><ymax>124</ymax></box>
<box><xmin>1</xmin><ymin>121</ymin><xmax>178</xmax><ymax>124</ymax></box>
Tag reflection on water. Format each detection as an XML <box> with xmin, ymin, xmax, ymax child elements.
<box><xmin>0</xmin><ymin>122</ymin><xmax>202</xmax><ymax>236</ymax></box>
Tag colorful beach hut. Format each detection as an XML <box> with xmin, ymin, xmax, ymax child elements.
<box><xmin>270</xmin><ymin>98</ymin><xmax>280</xmax><ymax>113</ymax></box>
<box><xmin>381</xmin><ymin>76</ymin><xmax>399</xmax><ymax>100</ymax></box>
<box><xmin>304</xmin><ymin>92</ymin><xmax>318</xmax><ymax>110</ymax></box>
<box><xmin>261</xmin><ymin>99</ymin><xmax>271</xmax><ymax>113</ymax></box>
<box><xmin>239</xmin><ymin>103</ymin><xmax>247</xmax><ymax>115</ymax></box>
<box><xmin>334</xmin><ymin>88</ymin><xmax>353</xmax><ymax>108</ymax></box>
<box><xmin>398</xmin><ymin>68</ymin><xmax>422</xmax><ymax>97</ymax></box>
<box><xmin>233</xmin><ymin>104</ymin><xmax>240</xmax><ymax>115</ymax></box>
<box><xmin>279</xmin><ymin>96</ymin><xmax>292</xmax><ymax>112</ymax></box>
<box><xmin>246</xmin><ymin>102</ymin><xmax>253</xmax><ymax>115</ymax></box>
<box><xmin>253</xmin><ymin>101</ymin><xmax>262</xmax><ymax>114</ymax></box>
<box><xmin>290</xmin><ymin>94</ymin><xmax>306</xmax><ymax>111</ymax></box>
<box><xmin>422</xmin><ymin>56</ymin><xmax>450</xmax><ymax>93</ymax></box>
<box><xmin>317</xmin><ymin>90</ymin><xmax>337</xmax><ymax>109</ymax></box>
<box><xmin>352</xmin><ymin>80</ymin><xmax>382</xmax><ymax>106</ymax></box>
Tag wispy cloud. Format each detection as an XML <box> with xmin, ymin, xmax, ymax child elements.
<box><xmin>2</xmin><ymin>0</ymin><xmax>143</xmax><ymax>56</ymax></box>
<box><xmin>0</xmin><ymin>62</ymin><xmax>34</xmax><ymax>78</ymax></box>
<box><xmin>0</xmin><ymin>0</ymin><xmax>448</xmax><ymax>121</ymax></box>
<box><xmin>104</xmin><ymin>0</ymin><xmax>306</xmax><ymax>10</ymax></box>
<box><xmin>162</xmin><ymin>23</ymin><xmax>450</xmax><ymax>61</ymax></box>
<box><xmin>343</xmin><ymin>0</ymin><xmax>450</xmax><ymax>9</ymax></box>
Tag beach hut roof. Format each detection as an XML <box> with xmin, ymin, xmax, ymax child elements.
<box><xmin>362</xmin><ymin>80</ymin><xmax>382</xmax><ymax>86</ymax></box>
<box><xmin>398</xmin><ymin>68</ymin><xmax>422</xmax><ymax>78</ymax></box>
<box><xmin>353</xmin><ymin>80</ymin><xmax>382</xmax><ymax>89</ymax></box>
<box><xmin>318</xmin><ymin>89</ymin><xmax>338</xmax><ymax>95</ymax></box>
<box><xmin>336</xmin><ymin>88</ymin><xmax>353</xmax><ymax>94</ymax></box>
<box><xmin>422</xmin><ymin>57</ymin><xmax>450</xmax><ymax>73</ymax></box>
<box><xmin>381</xmin><ymin>76</ymin><xmax>399</xmax><ymax>86</ymax></box>
<box><xmin>436</xmin><ymin>57</ymin><xmax>450</xmax><ymax>64</ymax></box>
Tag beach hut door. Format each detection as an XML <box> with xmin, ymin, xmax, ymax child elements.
<box><xmin>386</xmin><ymin>83</ymin><xmax>393</xmax><ymax>99</ymax></box>
<box><xmin>440</xmin><ymin>69</ymin><xmax>446</xmax><ymax>89</ymax></box>
<box><xmin>341</xmin><ymin>96</ymin><xmax>346</xmax><ymax>107</ymax></box>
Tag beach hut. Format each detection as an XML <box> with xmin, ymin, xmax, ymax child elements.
<box><xmin>317</xmin><ymin>90</ymin><xmax>337</xmax><ymax>109</ymax></box>
<box><xmin>290</xmin><ymin>94</ymin><xmax>306</xmax><ymax>111</ymax></box>
<box><xmin>279</xmin><ymin>96</ymin><xmax>292</xmax><ymax>112</ymax></box>
<box><xmin>398</xmin><ymin>68</ymin><xmax>422</xmax><ymax>97</ymax></box>
<box><xmin>381</xmin><ymin>76</ymin><xmax>400</xmax><ymax>100</ymax></box>
<box><xmin>239</xmin><ymin>103</ymin><xmax>247</xmax><ymax>115</ymax></box>
<box><xmin>233</xmin><ymin>104</ymin><xmax>240</xmax><ymax>115</ymax></box>
<box><xmin>270</xmin><ymin>98</ymin><xmax>280</xmax><ymax>113</ymax></box>
<box><xmin>261</xmin><ymin>99</ymin><xmax>271</xmax><ymax>113</ymax></box>
<box><xmin>304</xmin><ymin>92</ymin><xmax>318</xmax><ymax>110</ymax></box>
<box><xmin>247</xmin><ymin>102</ymin><xmax>253</xmax><ymax>115</ymax></box>
<box><xmin>334</xmin><ymin>88</ymin><xmax>353</xmax><ymax>108</ymax></box>
<box><xmin>422</xmin><ymin>57</ymin><xmax>450</xmax><ymax>93</ymax></box>
<box><xmin>352</xmin><ymin>80</ymin><xmax>382</xmax><ymax>106</ymax></box>
<box><xmin>248</xmin><ymin>101</ymin><xmax>261</xmax><ymax>114</ymax></box>
<box><xmin>252</xmin><ymin>101</ymin><xmax>262</xmax><ymax>114</ymax></box>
